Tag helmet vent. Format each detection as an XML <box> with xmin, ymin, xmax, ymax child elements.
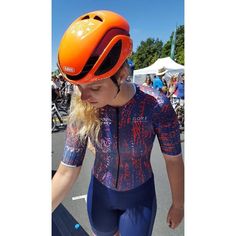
<box><xmin>81</xmin><ymin>15</ymin><xmax>90</xmax><ymax>20</ymax></box>
<box><xmin>95</xmin><ymin>40</ymin><xmax>122</xmax><ymax>76</ymax></box>
<box><xmin>94</xmin><ymin>15</ymin><xmax>103</xmax><ymax>22</ymax></box>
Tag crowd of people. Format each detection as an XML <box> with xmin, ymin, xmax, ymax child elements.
<box><xmin>51</xmin><ymin>73</ymin><xmax>74</xmax><ymax>108</ymax></box>
<box><xmin>142</xmin><ymin>67</ymin><xmax>185</xmax><ymax>100</ymax></box>
<box><xmin>142</xmin><ymin>69</ymin><xmax>185</xmax><ymax>132</ymax></box>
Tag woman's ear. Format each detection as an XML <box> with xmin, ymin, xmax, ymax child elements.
<box><xmin>119</xmin><ymin>66</ymin><xmax>130</xmax><ymax>83</ymax></box>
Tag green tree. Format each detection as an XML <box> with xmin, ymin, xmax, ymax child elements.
<box><xmin>175</xmin><ymin>25</ymin><xmax>184</xmax><ymax>65</ymax></box>
<box><xmin>161</xmin><ymin>39</ymin><xmax>171</xmax><ymax>58</ymax></box>
<box><xmin>130</xmin><ymin>38</ymin><xmax>163</xmax><ymax>69</ymax></box>
<box><xmin>51</xmin><ymin>69</ymin><xmax>60</xmax><ymax>76</ymax></box>
<box><xmin>161</xmin><ymin>25</ymin><xmax>184</xmax><ymax>65</ymax></box>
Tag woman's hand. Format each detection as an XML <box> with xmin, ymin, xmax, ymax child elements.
<box><xmin>163</xmin><ymin>155</ymin><xmax>184</xmax><ymax>229</ymax></box>
<box><xmin>167</xmin><ymin>204</ymin><xmax>184</xmax><ymax>229</ymax></box>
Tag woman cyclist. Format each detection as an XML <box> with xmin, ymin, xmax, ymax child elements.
<box><xmin>52</xmin><ymin>10</ymin><xmax>184</xmax><ymax>236</ymax></box>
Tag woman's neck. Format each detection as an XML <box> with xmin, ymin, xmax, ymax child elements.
<box><xmin>109</xmin><ymin>82</ymin><xmax>136</xmax><ymax>107</ymax></box>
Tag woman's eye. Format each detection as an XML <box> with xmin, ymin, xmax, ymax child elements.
<box><xmin>90</xmin><ymin>87</ymin><xmax>101</xmax><ymax>91</ymax></box>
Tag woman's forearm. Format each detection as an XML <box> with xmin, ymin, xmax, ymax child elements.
<box><xmin>52</xmin><ymin>164</ymin><xmax>81</xmax><ymax>212</ymax></box>
<box><xmin>164</xmin><ymin>155</ymin><xmax>184</xmax><ymax>208</ymax></box>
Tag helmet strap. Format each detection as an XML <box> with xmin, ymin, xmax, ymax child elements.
<box><xmin>110</xmin><ymin>76</ymin><xmax>120</xmax><ymax>98</ymax></box>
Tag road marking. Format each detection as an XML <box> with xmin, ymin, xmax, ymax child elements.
<box><xmin>72</xmin><ymin>194</ymin><xmax>87</xmax><ymax>203</ymax></box>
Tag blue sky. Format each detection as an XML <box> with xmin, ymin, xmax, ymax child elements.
<box><xmin>52</xmin><ymin>0</ymin><xmax>184</xmax><ymax>71</ymax></box>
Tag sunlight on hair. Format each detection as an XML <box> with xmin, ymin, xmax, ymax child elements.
<box><xmin>68</xmin><ymin>86</ymin><xmax>101</xmax><ymax>144</ymax></box>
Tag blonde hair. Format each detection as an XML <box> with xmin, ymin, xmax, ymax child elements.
<box><xmin>68</xmin><ymin>87</ymin><xmax>101</xmax><ymax>143</ymax></box>
<box><xmin>68</xmin><ymin>60</ymin><xmax>130</xmax><ymax>144</ymax></box>
<box><xmin>170</xmin><ymin>74</ymin><xmax>178</xmax><ymax>85</ymax></box>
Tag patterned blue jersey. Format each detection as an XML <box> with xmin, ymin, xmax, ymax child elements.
<box><xmin>61</xmin><ymin>84</ymin><xmax>181</xmax><ymax>191</ymax></box>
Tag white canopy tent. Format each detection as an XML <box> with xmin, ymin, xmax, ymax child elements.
<box><xmin>133</xmin><ymin>57</ymin><xmax>184</xmax><ymax>84</ymax></box>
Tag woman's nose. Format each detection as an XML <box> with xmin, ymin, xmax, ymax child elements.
<box><xmin>80</xmin><ymin>90</ymin><xmax>91</xmax><ymax>101</ymax></box>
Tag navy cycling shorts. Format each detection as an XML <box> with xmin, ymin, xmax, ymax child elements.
<box><xmin>87</xmin><ymin>175</ymin><xmax>157</xmax><ymax>236</ymax></box>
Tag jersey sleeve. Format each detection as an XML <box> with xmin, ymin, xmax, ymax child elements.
<box><xmin>61</xmin><ymin>123</ymin><xmax>88</xmax><ymax>167</ymax></box>
<box><xmin>152</xmin><ymin>95</ymin><xmax>181</xmax><ymax>156</ymax></box>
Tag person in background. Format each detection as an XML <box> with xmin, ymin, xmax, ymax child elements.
<box><xmin>142</xmin><ymin>74</ymin><xmax>153</xmax><ymax>87</ymax></box>
<box><xmin>64</xmin><ymin>81</ymin><xmax>74</xmax><ymax>107</ymax></box>
<box><xmin>51</xmin><ymin>75</ymin><xmax>61</xmax><ymax>102</ymax></box>
<box><xmin>153</xmin><ymin>67</ymin><xmax>167</xmax><ymax>93</ymax></box>
<box><xmin>161</xmin><ymin>78</ymin><xmax>168</xmax><ymax>95</ymax></box>
<box><xmin>176</xmin><ymin>73</ymin><xmax>184</xmax><ymax>100</ymax></box>
<box><xmin>127</xmin><ymin>58</ymin><xmax>135</xmax><ymax>76</ymax></box>
<box><xmin>57</xmin><ymin>73</ymin><xmax>66</xmax><ymax>91</ymax></box>
<box><xmin>168</xmin><ymin>74</ymin><xmax>178</xmax><ymax>98</ymax></box>
<box><xmin>55</xmin><ymin>75</ymin><xmax>63</xmax><ymax>90</ymax></box>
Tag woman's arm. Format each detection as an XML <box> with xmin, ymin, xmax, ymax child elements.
<box><xmin>168</xmin><ymin>84</ymin><xmax>177</xmax><ymax>98</ymax></box>
<box><xmin>52</xmin><ymin>163</ymin><xmax>81</xmax><ymax>212</ymax></box>
<box><xmin>164</xmin><ymin>154</ymin><xmax>184</xmax><ymax>229</ymax></box>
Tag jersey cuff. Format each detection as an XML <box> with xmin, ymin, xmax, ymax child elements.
<box><xmin>60</xmin><ymin>161</ymin><xmax>78</xmax><ymax>168</ymax></box>
<box><xmin>162</xmin><ymin>153</ymin><xmax>182</xmax><ymax>158</ymax></box>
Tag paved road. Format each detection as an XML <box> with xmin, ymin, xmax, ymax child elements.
<box><xmin>52</xmin><ymin>130</ymin><xmax>184</xmax><ymax>236</ymax></box>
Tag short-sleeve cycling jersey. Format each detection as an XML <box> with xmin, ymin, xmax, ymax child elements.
<box><xmin>61</xmin><ymin>84</ymin><xmax>181</xmax><ymax>191</ymax></box>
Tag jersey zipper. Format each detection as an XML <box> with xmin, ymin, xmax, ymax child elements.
<box><xmin>115</xmin><ymin>107</ymin><xmax>120</xmax><ymax>189</ymax></box>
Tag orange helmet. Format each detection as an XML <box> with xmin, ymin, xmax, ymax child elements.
<box><xmin>57</xmin><ymin>10</ymin><xmax>133</xmax><ymax>85</ymax></box>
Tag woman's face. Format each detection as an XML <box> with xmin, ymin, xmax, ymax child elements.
<box><xmin>147</xmin><ymin>78</ymin><xmax>152</xmax><ymax>85</ymax></box>
<box><xmin>172</xmin><ymin>77</ymin><xmax>177</xmax><ymax>82</ymax></box>
<box><xmin>77</xmin><ymin>78</ymin><xmax>118</xmax><ymax>108</ymax></box>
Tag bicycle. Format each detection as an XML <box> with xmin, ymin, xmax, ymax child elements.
<box><xmin>52</xmin><ymin>102</ymin><xmax>68</xmax><ymax>132</ymax></box>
